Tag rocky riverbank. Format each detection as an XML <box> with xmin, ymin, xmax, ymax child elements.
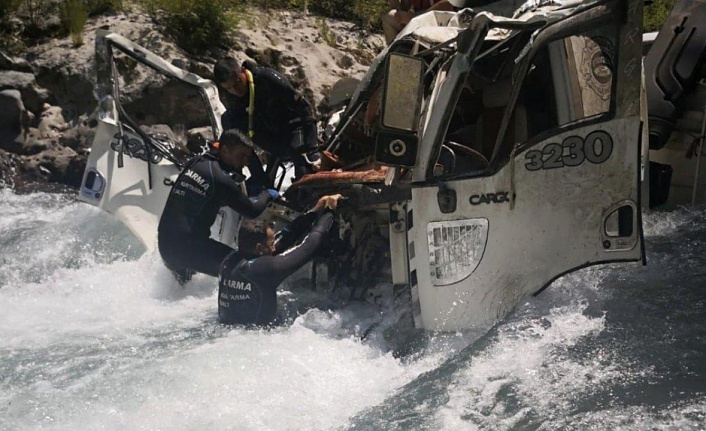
<box><xmin>0</xmin><ymin>5</ymin><xmax>384</xmax><ymax>192</ymax></box>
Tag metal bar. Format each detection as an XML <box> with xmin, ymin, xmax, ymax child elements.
<box><xmin>325</xmin><ymin>103</ymin><xmax>363</xmax><ymax>153</ymax></box>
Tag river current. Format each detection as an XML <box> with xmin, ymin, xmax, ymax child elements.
<box><xmin>1</xmin><ymin>188</ymin><xmax>704</xmax><ymax>430</ymax></box>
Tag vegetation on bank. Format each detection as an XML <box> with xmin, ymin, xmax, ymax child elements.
<box><xmin>0</xmin><ymin>0</ymin><xmax>387</xmax><ymax>53</ymax></box>
<box><xmin>643</xmin><ymin>0</ymin><xmax>677</xmax><ymax>32</ymax></box>
<box><xmin>0</xmin><ymin>0</ymin><xmax>677</xmax><ymax>54</ymax></box>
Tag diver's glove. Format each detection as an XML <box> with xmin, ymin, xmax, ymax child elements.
<box><xmin>267</xmin><ymin>189</ymin><xmax>280</xmax><ymax>200</ymax></box>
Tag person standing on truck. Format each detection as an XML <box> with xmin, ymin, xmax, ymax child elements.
<box><xmin>157</xmin><ymin>129</ymin><xmax>280</xmax><ymax>284</ymax></box>
<box><xmin>218</xmin><ymin>193</ymin><xmax>343</xmax><ymax>326</ymax></box>
<box><xmin>213</xmin><ymin>58</ymin><xmax>321</xmax><ymax>192</ymax></box>
<box><xmin>383</xmin><ymin>0</ymin><xmax>458</xmax><ymax>45</ymax></box>
<box><xmin>382</xmin><ymin>0</ymin><xmax>518</xmax><ymax>45</ymax></box>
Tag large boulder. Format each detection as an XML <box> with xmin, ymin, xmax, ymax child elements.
<box><xmin>22</xmin><ymin>128</ymin><xmax>51</xmax><ymax>155</ymax></box>
<box><xmin>37</xmin><ymin>105</ymin><xmax>68</xmax><ymax>138</ymax></box>
<box><xmin>15</xmin><ymin>105</ymin><xmax>88</xmax><ymax>188</ymax></box>
<box><xmin>59</xmin><ymin>115</ymin><xmax>96</xmax><ymax>153</ymax></box>
<box><xmin>32</xmin><ymin>66</ymin><xmax>95</xmax><ymax>122</ymax></box>
<box><xmin>0</xmin><ymin>51</ymin><xmax>33</xmax><ymax>73</ymax></box>
<box><xmin>0</xmin><ymin>71</ymin><xmax>51</xmax><ymax>114</ymax></box>
<box><xmin>21</xmin><ymin>140</ymin><xmax>80</xmax><ymax>184</ymax></box>
<box><xmin>0</xmin><ymin>89</ymin><xmax>27</xmax><ymax>153</ymax></box>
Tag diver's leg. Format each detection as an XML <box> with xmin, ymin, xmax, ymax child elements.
<box><xmin>186</xmin><ymin>238</ymin><xmax>235</xmax><ymax>278</ymax></box>
<box><xmin>158</xmin><ymin>234</ymin><xmax>196</xmax><ymax>285</ymax></box>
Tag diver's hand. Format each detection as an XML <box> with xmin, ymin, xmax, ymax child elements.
<box><xmin>311</xmin><ymin>158</ymin><xmax>322</xmax><ymax>172</ymax></box>
<box><xmin>312</xmin><ymin>194</ymin><xmax>344</xmax><ymax>212</ymax></box>
<box><xmin>267</xmin><ymin>189</ymin><xmax>280</xmax><ymax>200</ymax></box>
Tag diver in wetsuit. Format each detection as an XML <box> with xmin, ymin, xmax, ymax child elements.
<box><xmin>218</xmin><ymin>194</ymin><xmax>343</xmax><ymax>326</ymax></box>
<box><xmin>213</xmin><ymin>58</ymin><xmax>321</xmax><ymax>192</ymax></box>
<box><xmin>158</xmin><ymin>129</ymin><xmax>279</xmax><ymax>283</ymax></box>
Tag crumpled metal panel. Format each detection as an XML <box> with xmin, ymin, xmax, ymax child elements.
<box><xmin>288</xmin><ymin>165</ymin><xmax>388</xmax><ymax>189</ymax></box>
<box><xmin>427</xmin><ymin>218</ymin><xmax>489</xmax><ymax>286</ymax></box>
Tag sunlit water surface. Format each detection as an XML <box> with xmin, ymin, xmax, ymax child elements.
<box><xmin>1</xmin><ymin>188</ymin><xmax>704</xmax><ymax>430</ymax></box>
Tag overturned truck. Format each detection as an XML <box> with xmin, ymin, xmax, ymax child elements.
<box><xmin>81</xmin><ymin>0</ymin><xmax>647</xmax><ymax>331</ymax></box>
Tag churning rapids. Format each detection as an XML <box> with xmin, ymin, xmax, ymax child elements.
<box><xmin>1</xmin><ymin>187</ymin><xmax>705</xmax><ymax>430</ymax></box>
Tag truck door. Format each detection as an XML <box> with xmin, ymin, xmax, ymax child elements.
<box><xmin>404</xmin><ymin>0</ymin><xmax>645</xmax><ymax>331</ymax></box>
<box><xmin>79</xmin><ymin>31</ymin><xmax>227</xmax><ymax>251</ymax></box>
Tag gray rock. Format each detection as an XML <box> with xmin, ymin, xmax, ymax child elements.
<box><xmin>0</xmin><ymin>71</ymin><xmax>51</xmax><ymax>114</ymax></box>
<box><xmin>0</xmin><ymin>89</ymin><xmax>26</xmax><ymax>153</ymax></box>
<box><xmin>22</xmin><ymin>128</ymin><xmax>50</xmax><ymax>155</ymax></box>
<box><xmin>189</xmin><ymin>61</ymin><xmax>213</xmax><ymax>80</ymax></box>
<box><xmin>21</xmin><ymin>144</ymin><xmax>79</xmax><ymax>184</ymax></box>
<box><xmin>0</xmin><ymin>51</ymin><xmax>33</xmax><ymax>73</ymax></box>
<box><xmin>38</xmin><ymin>106</ymin><xmax>68</xmax><ymax>138</ymax></box>
<box><xmin>64</xmin><ymin>154</ymin><xmax>88</xmax><ymax>188</ymax></box>
<box><xmin>33</xmin><ymin>66</ymin><xmax>96</xmax><ymax>122</ymax></box>
<box><xmin>59</xmin><ymin>117</ymin><xmax>95</xmax><ymax>152</ymax></box>
<box><xmin>335</xmin><ymin>54</ymin><xmax>355</xmax><ymax>70</ymax></box>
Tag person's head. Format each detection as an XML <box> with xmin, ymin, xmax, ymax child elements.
<box><xmin>238</xmin><ymin>220</ymin><xmax>276</xmax><ymax>258</ymax></box>
<box><xmin>216</xmin><ymin>129</ymin><xmax>253</xmax><ymax>170</ymax></box>
<box><xmin>214</xmin><ymin>58</ymin><xmax>247</xmax><ymax>97</ymax></box>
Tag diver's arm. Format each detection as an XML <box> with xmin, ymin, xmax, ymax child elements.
<box><xmin>213</xmin><ymin>163</ymin><xmax>271</xmax><ymax>218</ymax></box>
<box><xmin>273</xmin><ymin>211</ymin><xmax>319</xmax><ymax>254</ymax></box>
<box><xmin>249</xmin><ymin>212</ymin><xmax>334</xmax><ymax>286</ymax></box>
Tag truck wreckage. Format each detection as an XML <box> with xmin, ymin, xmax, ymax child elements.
<box><xmin>80</xmin><ymin>0</ymin><xmax>706</xmax><ymax>331</ymax></box>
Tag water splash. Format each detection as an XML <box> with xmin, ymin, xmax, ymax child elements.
<box><xmin>0</xmin><ymin>189</ymin><xmax>440</xmax><ymax>431</ymax></box>
<box><xmin>2</xmin><ymin>189</ymin><xmax>705</xmax><ymax>431</ymax></box>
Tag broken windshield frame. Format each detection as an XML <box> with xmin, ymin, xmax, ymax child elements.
<box><xmin>418</xmin><ymin>0</ymin><xmax>623</xmax><ymax>183</ymax></box>
<box><xmin>427</xmin><ymin>31</ymin><xmax>535</xmax><ymax>180</ymax></box>
<box><xmin>103</xmin><ymin>39</ymin><xmax>221</xmax><ymax>170</ymax></box>
<box><xmin>492</xmin><ymin>0</ymin><xmax>622</xmax><ymax>165</ymax></box>
<box><xmin>414</xmin><ymin>15</ymin><xmax>547</xmax><ymax>183</ymax></box>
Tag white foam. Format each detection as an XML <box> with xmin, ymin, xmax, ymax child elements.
<box><xmin>5</xmin><ymin>189</ymin><xmax>702</xmax><ymax>430</ymax></box>
<box><xmin>0</xmin><ymin>190</ymin><xmax>439</xmax><ymax>431</ymax></box>
<box><xmin>429</xmin><ymin>265</ymin><xmax>636</xmax><ymax>430</ymax></box>
<box><xmin>642</xmin><ymin>205</ymin><xmax>706</xmax><ymax>237</ymax></box>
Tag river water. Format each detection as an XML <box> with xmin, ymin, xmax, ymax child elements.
<box><xmin>1</xmin><ymin>188</ymin><xmax>704</xmax><ymax>430</ymax></box>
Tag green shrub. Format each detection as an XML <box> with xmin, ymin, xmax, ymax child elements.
<box><xmin>60</xmin><ymin>0</ymin><xmax>88</xmax><ymax>46</ymax></box>
<box><xmin>149</xmin><ymin>0</ymin><xmax>241</xmax><ymax>54</ymax></box>
<box><xmin>316</xmin><ymin>17</ymin><xmax>336</xmax><ymax>47</ymax></box>
<box><xmin>644</xmin><ymin>0</ymin><xmax>676</xmax><ymax>32</ymax></box>
<box><xmin>352</xmin><ymin>0</ymin><xmax>386</xmax><ymax>30</ymax></box>
<box><xmin>24</xmin><ymin>0</ymin><xmax>49</xmax><ymax>35</ymax></box>
<box><xmin>0</xmin><ymin>0</ymin><xmax>22</xmax><ymax>19</ymax></box>
<box><xmin>0</xmin><ymin>0</ymin><xmax>23</xmax><ymax>53</ymax></box>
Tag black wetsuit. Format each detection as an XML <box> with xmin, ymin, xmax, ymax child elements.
<box><xmin>158</xmin><ymin>151</ymin><xmax>272</xmax><ymax>278</ymax></box>
<box><xmin>218</xmin><ymin>211</ymin><xmax>334</xmax><ymax>326</ymax></box>
<box><xmin>221</xmin><ymin>64</ymin><xmax>320</xmax><ymax>187</ymax></box>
